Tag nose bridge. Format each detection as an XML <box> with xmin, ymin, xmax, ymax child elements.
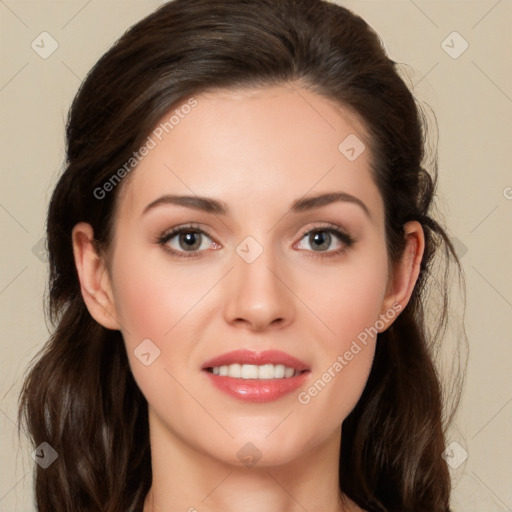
<box><xmin>223</xmin><ymin>237</ymin><xmax>295</xmax><ymax>330</ymax></box>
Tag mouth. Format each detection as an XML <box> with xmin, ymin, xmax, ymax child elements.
<box><xmin>201</xmin><ymin>350</ymin><xmax>310</xmax><ymax>403</ymax></box>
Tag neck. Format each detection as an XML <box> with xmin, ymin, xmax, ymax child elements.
<box><xmin>143</xmin><ymin>409</ymin><xmax>360</xmax><ymax>512</ymax></box>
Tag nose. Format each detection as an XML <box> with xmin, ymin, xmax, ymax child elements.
<box><xmin>223</xmin><ymin>247</ymin><xmax>295</xmax><ymax>332</ymax></box>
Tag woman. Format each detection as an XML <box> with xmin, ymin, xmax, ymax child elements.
<box><xmin>19</xmin><ymin>0</ymin><xmax>464</xmax><ymax>510</ymax></box>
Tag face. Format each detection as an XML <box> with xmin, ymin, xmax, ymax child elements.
<box><xmin>91</xmin><ymin>84</ymin><xmax>404</xmax><ymax>467</ymax></box>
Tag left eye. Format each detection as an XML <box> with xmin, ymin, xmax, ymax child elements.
<box><xmin>160</xmin><ymin>229</ymin><xmax>217</xmax><ymax>253</ymax></box>
<box><xmin>296</xmin><ymin>228</ymin><xmax>350</xmax><ymax>253</ymax></box>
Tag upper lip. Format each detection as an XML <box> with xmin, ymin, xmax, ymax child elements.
<box><xmin>202</xmin><ymin>349</ymin><xmax>310</xmax><ymax>371</ymax></box>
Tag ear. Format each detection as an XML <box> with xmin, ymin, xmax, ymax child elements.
<box><xmin>72</xmin><ymin>222</ymin><xmax>120</xmax><ymax>330</ymax></box>
<box><xmin>378</xmin><ymin>220</ymin><xmax>425</xmax><ymax>331</ymax></box>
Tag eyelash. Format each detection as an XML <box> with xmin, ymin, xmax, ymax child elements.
<box><xmin>155</xmin><ymin>223</ymin><xmax>356</xmax><ymax>259</ymax></box>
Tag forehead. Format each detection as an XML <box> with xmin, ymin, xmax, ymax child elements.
<box><xmin>117</xmin><ymin>84</ymin><xmax>383</xmax><ymax>223</ymax></box>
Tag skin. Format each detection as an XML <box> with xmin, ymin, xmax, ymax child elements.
<box><xmin>72</xmin><ymin>83</ymin><xmax>424</xmax><ymax>512</ymax></box>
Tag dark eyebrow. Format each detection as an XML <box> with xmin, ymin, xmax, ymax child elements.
<box><xmin>142</xmin><ymin>191</ymin><xmax>370</xmax><ymax>219</ymax></box>
<box><xmin>290</xmin><ymin>192</ymin><xmax>370</xmax><ymax>218</ymax></box>
<box><xmin>142</xmin><ymin>195</ymin><xmax>229</xmax><ymax>216</ymax></box>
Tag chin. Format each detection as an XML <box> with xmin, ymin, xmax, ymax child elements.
<box><xmin>213</xmin><ymin>429</ymin><xmax>321</xmax><ymax>469</ymax></box>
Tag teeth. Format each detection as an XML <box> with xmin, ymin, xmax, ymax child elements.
<box><xmin>210</xmin><ymin>363</ymin><xmax>299</xmax><ymax>379</ymax></box>
<box><xmin>274</xmin><ymin>364</ymin><xmax>285</xmax><ymax>378</ymax></box>
<box><xmin>284</xmin><ymin>366</ymin><xmax>294</xmax><ymax>378</ymax></box>
<box><xmin>258</xmin><ymin>364</ymin><xmax>274</xmax><ymax>379</ymax></box>
<box><xmin>241</xmin><ymin>364</ymin><xmax>258</xmax><ymax>379</ymax></box>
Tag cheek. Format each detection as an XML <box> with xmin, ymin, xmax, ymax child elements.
<box><xmin>294</xmin><ymin>246</ymin><xmax>388</xmax><ymax>428</ymax></box>
<box><xmin>110</xmin><ymin>244</ymin><xmax>211</xmax><ymax>344</ymax></box>
<box><xmin>108</xmin><ymin>245</ymin><xmax>223</xmax><ymax>393</ymax></box>
<box><xmin>306</xmin><ymin>243</ymin><xmax>389</xmax><ymax>351</ymax></box>
<box><xmin>109</xmin><ymin>250</ymin><xmax>205</xmax><ymax>415</ymax></box>
<box><xmin>112</xmin><ymin>273</ymin><xmax>170</xmax><ymax>346</ymax></box>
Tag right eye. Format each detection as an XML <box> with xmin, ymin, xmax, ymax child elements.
<box><xmin>156</xmin><ymin>225</ymin><xmax>221</xmax><ymax>258</ymax></box>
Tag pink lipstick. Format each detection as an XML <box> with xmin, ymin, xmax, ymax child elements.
<box><xmin>202</xmin><ymin>349</ymin><xmax>310</xmax><ymax>403</ymax></box>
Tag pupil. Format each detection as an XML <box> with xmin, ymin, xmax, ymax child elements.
<box><xmin>180</xmin><ymin>232</ymin><xmax>201</xmax><ymax>251</ymax></box>
<box><xmin>310</xmin><ymin>231</ymin><xmax>331</xmax><ymax>249</ymax></box>
<box><xmin>311</xmin><ymin>231</ymin><xmax>330</xmax><ymax>251</ymax></box>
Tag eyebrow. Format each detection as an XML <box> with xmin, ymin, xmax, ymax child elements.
<box><xmin>142</xmin><ymin>191</ymin><xmax>370</xmax><ymax>219</ymax></box>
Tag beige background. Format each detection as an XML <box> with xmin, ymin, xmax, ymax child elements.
<box><xmin>1</xmin><ymin>1</ymin><xmax>511</xmax><ymax>510</ymax></box>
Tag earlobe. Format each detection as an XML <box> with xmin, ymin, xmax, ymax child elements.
<box><xmin>71</xmin><ymin>222</ymin><xmax>120</xmax><ymax>330</ymax></box>
<box><xmin>379</xmin><ymin>221</ymin><xmax>425</xmax><ymax>330</ymax></box>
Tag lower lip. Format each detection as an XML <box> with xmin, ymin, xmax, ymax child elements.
<box><xmin>203</xmin><ymin>371</ymin><xmax>310</xmax><ymax>403</ymax></box>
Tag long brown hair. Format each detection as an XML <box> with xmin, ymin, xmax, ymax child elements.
<box><xmin>19</xmin><ymin>1</ymin><xmax>465</xmax><ymax>510</ymax></box>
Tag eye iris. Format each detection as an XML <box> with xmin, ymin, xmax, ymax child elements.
<box><xmin>179</xmin><ymin>231</ymin><xmax>201</xmax><ymax>251</ymax></box>
<box><xmin>310</xmin><ymin>231</ymin><xmax>331</xmax><ymax>251</ymax></box>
